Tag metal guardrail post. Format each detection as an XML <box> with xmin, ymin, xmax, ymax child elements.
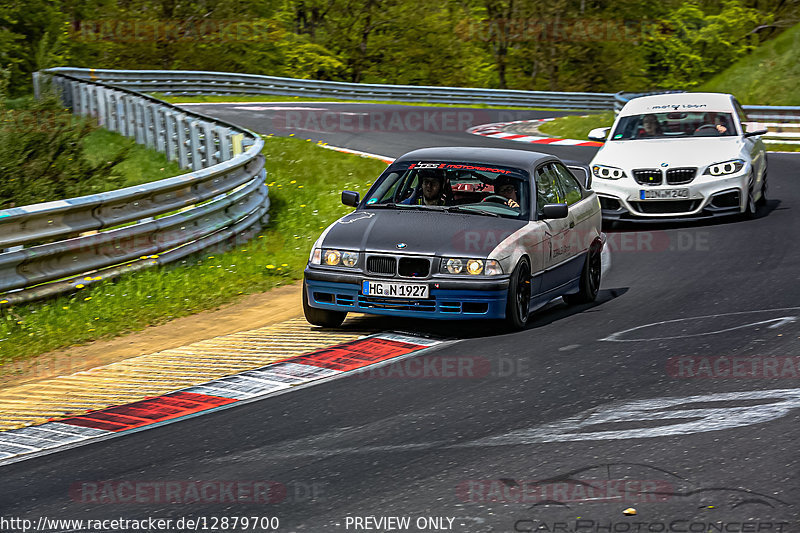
<box><xmin>203</xmin><ymin>122</ymin><xmax>217</xmax><ymax>166</ymax></box>
<box><xmin>189</xmin><ymin>120</ymin><xmax>203</xmax><ymax>171</ymax></box>
<box><xmin>218</xmin><ymin>126</ymin><xmax>231</xmax><ymax>162</ymax></box>
<box><xmin>176</xmin><ymin>115</ymin><xmax>190</xmax><ymax>168</ymax></box>
<box><xmin>143</xmin><ymin>103</ymin><xmax>156</xmax><ymax>148</ymax></box>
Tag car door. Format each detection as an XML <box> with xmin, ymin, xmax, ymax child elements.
<box><xmin>535</xmin><ymin>163</ymin><xmax>574</xmax><ymax>295</ymax></box>
<box><xmin>552</xmin><ymin>161</ymin><xmax>594</xmax><ymax>282</ymax></box>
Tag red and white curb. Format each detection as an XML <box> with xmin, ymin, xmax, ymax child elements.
<box><xmin>0</xmin><ymin>332</ymin><xmax>443</xmax><ymax>466</ymax></box>
<box><xmin>468</xmin><ymin>118</ymin><xmax>603</xmax><ymax>148</ymax></box>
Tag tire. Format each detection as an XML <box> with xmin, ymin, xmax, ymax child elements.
<box><xmin>742</xmin><ymin>172</ymin><xmax>758</xmax><ymax>219</ymax></box>
<box><xmin>563</xmin><ymin>242</ymin><xmax>602</xmax><ymax>305</ymax></box>
<box><xmin>757</xmin><ymin>167</ymin><xmax>768</xmax><ymax>207</ymax></box>
<box><xmin>302</xmin><ymin>280</ymin><xmax>347</xmax><ymax>328</ymax></box>
<box><xmin>505</xmin><ymin>259</ymin><xmax>531</xmax><ymax>330</ymax></box>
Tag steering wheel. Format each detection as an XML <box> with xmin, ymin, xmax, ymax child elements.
<box><xmin>694</xmin><ymin>124</ymin><xmax>719</xmax><ymax>136</ymax></box>
<box><xmin>481</xmin><ymin>195</ymin><xmax>509</xmax><ymax>205</ymax></box>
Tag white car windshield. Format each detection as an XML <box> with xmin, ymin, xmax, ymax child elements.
<box><xmin>611</xmin><ymin>112</ymin><xmax>737</xmax><ymax>140</ymax></box>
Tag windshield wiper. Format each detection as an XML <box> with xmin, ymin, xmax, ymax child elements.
<box><xmin>364</xmin><ymin>202</ymin><xmax>427</xmax><ymax>210</ymax></box>
<box><xmin>445</xmin><ymin>205</ymin><xmax>501</xmax><ymax>217</ymax></box>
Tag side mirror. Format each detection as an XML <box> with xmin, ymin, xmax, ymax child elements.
<box><xmin>341</xmin><ymin>190</ymin><xmax>360</xmax><ymax>207</ymax></box>
<box><xmin>540</xmin><ymin>203</ymin><xmax>569</xmax><ymax>220</ymax></box>
<box><xmin>744</xmin><ymin>129</ymin><xmax>768</xmax><ymax>138</ymax></box>
<box><xmin>588</xmin><ymin>127</ymin><xmax>611</xmax><ymax>142</ymax></box>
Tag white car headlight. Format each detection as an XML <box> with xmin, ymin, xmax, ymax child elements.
<box><xmin>592</xmin><ymin>165</ymin><xmax>626</xmax><ymax>180</ymax></box>
<box><xmin>704</xmin><ymin>159</ymin><xmax>745</xmax><ymax>177</ymax></box>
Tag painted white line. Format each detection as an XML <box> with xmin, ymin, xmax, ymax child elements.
<box><xmin>177</xmin><ymin>101</ymin><xmax>348</xmax><ymax>106</ymax></box>
<box><xmin>318</xmin><ymin>144</ymin><xmax>394</xmax><ymax>164</ymax></box>
<box><xmin>602</xmin><ymin>308</ymin><xmax>800</xmax><ymax>342</ymax></box>
<box><xmin>460</xmin><ymin>388</ymin><xmax>800</xmax><ymax>445</ymax></box>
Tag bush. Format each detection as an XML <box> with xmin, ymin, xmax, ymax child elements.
<box><xmin>0</xmin><ymin>93</ymin><xmax>129</xmax><ymax>209</ymax></box>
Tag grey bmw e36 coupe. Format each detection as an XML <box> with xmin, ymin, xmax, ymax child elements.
<box><xmin>303</xmin><ymin>146</ymin><xmax>605</xmax><ymax>329</ymax></box>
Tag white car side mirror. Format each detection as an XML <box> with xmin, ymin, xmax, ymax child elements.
<box><xmin>588</xmin><ymin>127</ymin><xmax>611</xmax><ymax>142</ymax></box>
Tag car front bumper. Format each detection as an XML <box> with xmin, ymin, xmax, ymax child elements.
<box><xmin>304</xmin><ymin>268</ymin><xmax>510</xmax><ymax>320</ymax></box>
<box><xmin>593</xmin><ymin>172</ymin><xmax>748</xmax><ymax>220</ymax></box>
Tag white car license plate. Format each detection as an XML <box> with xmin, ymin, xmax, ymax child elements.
<box><xmin>362</xmin><ymin>280</ymin><xmax>429</xmax><ymax>299</ymax></box>
<box><xmin>640</xmin><ymin>188</ymin><xmax>689</xmax><ymax>200</ymax></box>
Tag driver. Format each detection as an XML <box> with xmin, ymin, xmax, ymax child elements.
<box><xmin>492</xmin><ymin>176</ymin><xmax>520</xmax><ymax>208</ymax></box>
<box><xmin>416</xmin><ymin>169</ymin><xmax>447</xmax><ymax>206</ymax></box>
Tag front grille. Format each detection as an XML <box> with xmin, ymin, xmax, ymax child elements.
<box><xmin>358</xmin><ymin>295</ymin><xmax>436</xmax><ymax>312</ymax></box>
<box><xmin>666</xmin><ymin>167</ymin><xmax>697</xmax><ymax>185</ymax></box>
<box><xmin>630</xmin><ymin>200</ymin><xmax>701</xmax><ymax>214</ymax></box>
<box><xmin>633</xmin><ymin>169</ymin><xmax>662</xmax><ymax>185</ymax></box>
<box><xmin>398</xmin><ymin>257</ymin><xmax>430</xmax><ymax>278</ymax></box>
<box><xmin>366</xmin><ymin>256</ymin><xmax>396</xmax><ymax>275</ymax></box>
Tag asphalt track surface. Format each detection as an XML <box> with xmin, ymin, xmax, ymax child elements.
<box><xmin>3</xmin><ymin>103</ymin><xmax>800</xmax><ymax>532</ymax></box>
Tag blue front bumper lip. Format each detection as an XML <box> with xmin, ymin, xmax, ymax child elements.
<box><xmin>304</xmin><ymin>277</ymin><xmax>509</xmax><ymax>320</ymax></box>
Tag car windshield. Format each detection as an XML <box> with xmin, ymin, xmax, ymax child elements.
<box><xmin>362</xmin><ymin>161</ymin><xmax>530</xmax><ymax>219</ymax></box>
<box><xmin>610</xmin><ymin>112</ymin><xmax>737</xmax><ymax>140</ymax></box>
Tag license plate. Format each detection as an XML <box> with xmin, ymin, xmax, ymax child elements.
<box><xmin>640</xmin><ymin>188</ymin><xmax>690</xmax><ymax>200</ymax></box>
<box><xmin>362</xmin><ymin>280</ymin><xmax>429</xmax><ymax>299</ymax></box>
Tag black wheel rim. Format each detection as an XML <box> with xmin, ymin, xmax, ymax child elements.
<box><xmin>516</xmin><ymin>264</ymin><xmax>530</xmax><ymax>322</ymax></box>
<box><xmin>588</xmin><ymin>248</ymin><xmax>601</xmax><ymax>296</ymax></box>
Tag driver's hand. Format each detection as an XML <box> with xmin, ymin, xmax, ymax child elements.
<box><xmin>507</xmin><ymin>199</ymin><xmax>520</xmax><ymax>208</ymax></box>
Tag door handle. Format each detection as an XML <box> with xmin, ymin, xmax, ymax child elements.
<box><xmin>569</xmin><ymin>221</ymin><xmax>575</xmax><ymax>229</ymax></box>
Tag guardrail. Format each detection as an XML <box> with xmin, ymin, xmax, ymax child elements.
<box><xmin>615</xmin><ymin>91</ymin><xmax>800</xmax><ymax>144</ymax></box>
<box><xmin>0</xmin><ymin>70</ymin><xmax>268</xmax><ymax>306</ymax></box>
<box><xmin>46</xmin><ymin>67</ymin><xmax>617</xmax><ymax>111</ymax></box>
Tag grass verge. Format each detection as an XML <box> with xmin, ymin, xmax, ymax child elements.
<box><xmin>537</xmin><ymin>111</ymin><xmax>615</xmax><ymax>140</ymax></box>
<box><xmin>699</xmin><ymin>23</ymin><xmax>800</xmax><ymax>106</ymax></box>
<box><xmin>0</xmin><ymin>136</ymin><xmax>386</xmax><ymax>366</ymax></box>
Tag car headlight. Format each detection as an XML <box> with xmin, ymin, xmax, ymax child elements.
<box><xmin>592</xmin><ymin>165</ymin><xmax>626</xmax><ymax>180</ymax></box>
<box><xmin>704</xmin><ymin>159</ymin><xmax>745</xmax><ymax>177</ymax></box>
<box><xmin>441</xmin><ymin>258</ymin><xmax>502</xmax><ymax>276</ymax></box>
<box><xmin>317</xmin><ymin>249</ymin><xmax>359</xmax><ymax>267</ymax></box>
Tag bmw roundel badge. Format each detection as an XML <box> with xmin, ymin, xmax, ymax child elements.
<box><xmin>396</xmin><ymin>243</ymin><xmax>407</xmax><ymax>249</ymax></box>
<box><xmin>660</xmin><ymin>162</ymin><xmax>669</xmax><ymax>168</ymax></box>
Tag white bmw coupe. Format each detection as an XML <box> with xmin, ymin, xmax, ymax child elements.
<box><xmin>588</xmin><ymin>92</ymin><xmax>768</xmax><ymax>221</ymax></box>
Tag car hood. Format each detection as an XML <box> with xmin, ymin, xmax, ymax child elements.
<box><xmin>591</xmin><ymin>137</ymin><xmax>745</xmax><ymax>169</ymax></box>
<box><xmin>322</xmin><ymin>209</ymin><xmax>527</xmax><ymax>257</ymax></box>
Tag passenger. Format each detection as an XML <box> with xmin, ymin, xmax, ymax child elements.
<box><xmin>640</xmin><ymin>114</ymin><xmax>663</xmax><ymax>137</ymax></box>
